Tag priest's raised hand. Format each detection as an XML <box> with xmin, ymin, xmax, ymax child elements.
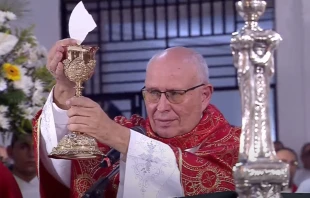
<box><xmin>66</xmin><ymin>96</ymin><xmax>130</xmax><ymax>155</ymax></box>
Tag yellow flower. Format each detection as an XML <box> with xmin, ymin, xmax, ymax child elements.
<box><xmin>2</xmin><ymin>63</ymin><xmax>21</xmax><ymax>81</ymax></box>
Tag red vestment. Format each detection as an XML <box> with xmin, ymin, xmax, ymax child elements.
<box><xmin>0</xmin><ymin>162</ymin><xmax>23</xmax><ymax>198</ymax></box>
<box><xmin>32</xmin><ymin>104</ymin><xmax>241</xmax><ymax>198</ymax></box>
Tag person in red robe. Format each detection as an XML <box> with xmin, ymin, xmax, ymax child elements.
<box><xmin>0</xmin><ymin>162</ymin><xmax>23</xmax><ymax>198</ymax></box>
<box><xmin>32</xmin><ymin>39</ymin><xmax>241</xmax><ymax>198</ymax></box>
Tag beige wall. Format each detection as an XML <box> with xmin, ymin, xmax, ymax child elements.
<box><xmin>27</xmin><ymin>0</ymin><xmax>61</xmax><ymax>49</ymax></box>
<box><xmin>276</xmin><ymin>0</ymin><xmax>310</xmax><ymax>156</ymax></box>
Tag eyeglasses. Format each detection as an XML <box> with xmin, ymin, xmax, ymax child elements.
<box><xmin>142</xmin><ymin>84</ymin><xmax>205</xmax><ymax>104</ymax></box>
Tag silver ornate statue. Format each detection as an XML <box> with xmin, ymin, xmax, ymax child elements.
<box><xmin>231</xmin><ymin>0</ymin><xmax>289</xmax><ymax>197</ymax></box>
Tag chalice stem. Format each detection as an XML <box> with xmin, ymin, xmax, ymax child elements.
<box><xmin>75</xmin><ymin>81</ymin><xmax>83</xmax><ymax>97</ymax></box>
<box><xmin>73</xmin><ymin>81</ymin><xmax>84</xmax><ymax>136</ymax></box>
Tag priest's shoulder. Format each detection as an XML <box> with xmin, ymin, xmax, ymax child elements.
<box><xmin>231</xmin><ymin>125</ymin><xmax>241</xmax><ymax>136</ymax></box>
<box><xmin>114</xmin><ymin>114</ymin><xmax>146</xmax><ymax>128</ymax></box>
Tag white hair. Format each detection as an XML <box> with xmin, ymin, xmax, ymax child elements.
<box><xmin>186</xmin><ymin>50</ymin><xmax>210</xmax><ymax>83</ymax></box>
<box><xmin>147</xmin><ymin>47</ymin><xmax>210</xmax><ymax>83</ymax></box>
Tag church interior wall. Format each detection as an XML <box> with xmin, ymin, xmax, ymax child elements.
<box><xmin>7</xmin><ymin>0</ymin><xmax>308</xmax><ymax>153</ymax></box>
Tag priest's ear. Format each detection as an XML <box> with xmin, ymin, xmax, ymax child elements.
<box><xmin>201</xmin><ymin>83</ymin><xmax>213</xmax><ymax>110</ymax></box>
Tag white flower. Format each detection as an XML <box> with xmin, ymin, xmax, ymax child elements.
<box><xmin>31</xmin><ymin>106</ymin><xmax>41</xmax><ymax>118</ymax></box>
<box><xmin>0</xmin><ymin>11</ymin><xmax>8</xmax><ymax>24</ymax></box>
<box><xmin>0</xmin><ymin>105</ymin><xmax>8</xmax><ymax>114</ymax></box>
<box><xmin>30</xmin><ymin>36</ymin><xmax>39</xmax><ymax>45</ymax></box>
<box><xmin>34</xmin><ymin>79</ymin><xmax>44</xmax><ymax>91</ymax></box>
<box><xmin>20</xmin><ymin>104</ymin><xmax>40</xmax><ymax>120</ymax></box>
<box><xmin>5</xmin><ymin>12</ymin><xmax>16</xmax><ymax>21</ymax></box>
<box><xmin>0</xmin><ymin>105</ymin><xmax>9</xmax><ymax>130</ymax></box>
<box><xmin>18</xmin><ymin>103</ymin><xmax>30</xmax><ymax>120</ymax></box>
<box><xmin>13</xmin><ymin>67</ymin><xmax>34</xmax><ymax>96</ymax></box>
<box><xmin>19</xmin><ymin>102</ymin><xmax>30</xmax><ymax>116</ymax></box>
<box><xmin>27</xmin><ymin>53</ymin><xmax>39</xmax><ymax>68</ymax></box>
<box><xmin>37</xmin><ymin>45</ymin><xmax>48</xmax><ymax>58</ymax></box>
<box><xmin>0</xmin><ymin>112</ymin><xmax>10</xmax><ymax>130</ymax></box>
<box><xmin>0</xmin><ymin>32</ymin><xmax>18</xmax><ymax>56</ymax></box>
<box><xmin>20</xmin><ymin>42</ymin><xmax>32</xmax><ymax>52</ymax></box>
<box><xmin>31</xmin><ymin>80</ymin><xmax>45</xmax><ymax>105</ymax></box>
<box><xmin>16</xmin><ymin>42</ymin><xmax>31</xmax><ymax>56</ymax></box>
<box><xmin>0</xmin><ymin>11</ymin><xmax>16</xmax><ymax>24</ymax></box>
<box><xmin>27</xmin><ymin>45</ymin><xmax>48</xmax><ymax>68</ymax></box>
<box><xmin>0</xmin><ymin>78</ymin><xmax>7</xmax><ymax>91</ymax></box>
<box><xmin>32</xmin><ymin>90</ymin><xmax>43</xmax><ymax>106</ymax></box>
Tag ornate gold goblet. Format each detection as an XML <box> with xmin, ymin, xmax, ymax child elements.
<box><xmin>48</xmin><ymin>45</ymin><xmax>103</xmax><ymax>159</ymax></box>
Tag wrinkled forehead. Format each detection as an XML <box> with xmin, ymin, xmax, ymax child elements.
<box><xmin>145</xmin><ymin>55</ymin><xmax>200</xmax><ymax>89</ymax></box>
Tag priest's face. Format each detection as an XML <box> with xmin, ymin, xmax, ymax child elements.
<box><xmin>144</xmin><ymin>47</ymin><xmax>213</xmax><ymax>138</ymax></box>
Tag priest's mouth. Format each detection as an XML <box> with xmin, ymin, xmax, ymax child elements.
<box><xmin>155</xmin><ymin>119</ymin><xmax>176</xmax><ymax>126</ymax></box>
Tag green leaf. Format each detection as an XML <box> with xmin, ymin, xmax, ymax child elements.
<box><xmin>34</xmin><ymin>67</ymin><xmax>55</xmax><ymax>92</ymax></box>
<box><xmin>16</xmin><ymin>126</ymin><xmax>27</xmax><ymax>134</ymax></box>
<box><xmin>22</xmin><ymin>119</ymin><xmax>32</xmax><ymax>132</ymax></box>
<box><xmin>0</xmin><ymin>89</ymin><xmax>26</xmax><ymax>105</ymax></box>
<box><xmin>14</xmin><ymin>55</ymin><xmax>27</xmax><ymax>64</ymax></box>
<box><xmin>19</xmin><ymin>118</ymin><xmax>32</xmax><ymax>133</ymax></box>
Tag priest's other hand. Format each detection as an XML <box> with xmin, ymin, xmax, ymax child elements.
<box><xmin>66</xmin><ymin>96</ymin><xmax>130</xmax><ymax>154</ymax></box>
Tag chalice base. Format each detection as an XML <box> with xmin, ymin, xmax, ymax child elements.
<box><xmin>48</xmin><ymin>133</ymin><xmax>103</xmax><ymax>159</ymax></box>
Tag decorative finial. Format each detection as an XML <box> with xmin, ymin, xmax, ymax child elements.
<box><xmin>236</xmin><ymin>0</ymin><xmax>266</xmax><ymax>27</ymax></box>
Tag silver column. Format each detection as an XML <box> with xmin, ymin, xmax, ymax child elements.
<box><xmin>231</xmin><ymin>0</ymin><xmax>289</xmax><ymax>197</ymax></box>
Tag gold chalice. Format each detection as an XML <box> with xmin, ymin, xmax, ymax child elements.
<box><xmin>48</xmin><ymin>45</ymin><xmax>103</xmax><ymax>159</ymax></box>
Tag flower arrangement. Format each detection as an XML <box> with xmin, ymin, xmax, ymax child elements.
<box><xmin>0</xmin><ymin>4</ymin><xmax>54</xmax><ymax>138</ymax></box>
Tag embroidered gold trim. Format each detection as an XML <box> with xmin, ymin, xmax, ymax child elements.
<box><xmin>178</xmin><ymin>147</ymin><xmax>185</xmax><ymax>195</ymax></box>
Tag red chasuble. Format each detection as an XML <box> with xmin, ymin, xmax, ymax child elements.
<box><xmin>0</xmin><ymin>162</ymin><xmax>23</xmax><ymax>198</ymax></box>
<box><xmin>32</xmin><ymin>104</ymin><xmax>241</xmax><ymax>198</ymax></box>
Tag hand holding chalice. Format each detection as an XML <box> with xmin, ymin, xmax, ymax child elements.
<box><xmin>48</xmin><ymin>0</ymin><xmax>104</xmax><ymax>159</ymax></box>
<box><xmin>48</xmin><ymin>45</ymin><xmax>103</xmax><ymax>159</ymax></box>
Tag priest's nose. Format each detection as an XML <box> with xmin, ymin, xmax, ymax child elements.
<box><xmin>157</xmin><ymin>93</ymin><xmax>171</xmax><ymax>112</ymax></box>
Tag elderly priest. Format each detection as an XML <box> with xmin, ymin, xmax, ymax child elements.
<box><xmin>32</xmin><ymin>38</ymin><xmax>241</xmax><ymax>198</ymax></box>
